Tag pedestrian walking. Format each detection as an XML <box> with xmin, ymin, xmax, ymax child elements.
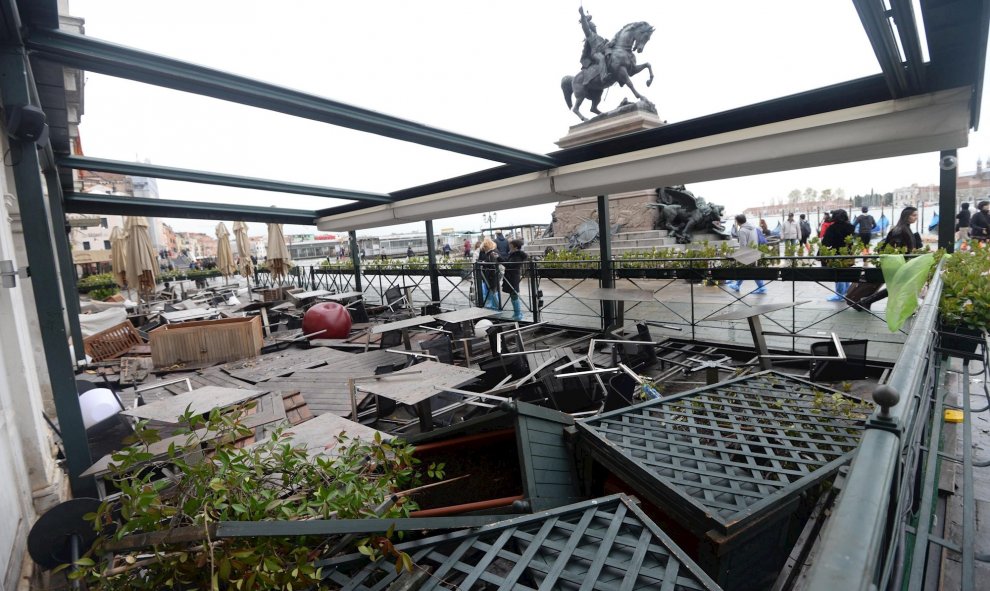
<box><xmin>500</xmin><ymin>239</ymin><xmax>528</xmax><ymax>320</ymax></box>
<box><xmin>781</xmin><ymin>213</ymin><xmax>800</xmax><ymax>250</ymax></box>
<box><xmin>726</xmin><ymin>214</ymin><xmax>767</xmax><ymax>295</ymax></box>
<box><xmin>853</xmin><ymin>206</ymin><xmax>876</xmax><ymax>247</ymax></box>
<box><xmin>956</xmin><ymin>202</ymin><xmax>971</xmax><ymax>246</ymax></box>
<box><xmin>799</xmin><ymin>214</ymin><xmax>812</xmax><ymax>254</ymax></box>
<box><xmin>821</xmin><ymin>209</ymin><xmax>855</xmax><ymax>301</ymax></box>
<box><xmin>478</xmin><ymin>238</ymin><xmax>501</xmax><ymax>310</ymax></box>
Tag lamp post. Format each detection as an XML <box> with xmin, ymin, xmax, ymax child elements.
<box><xmin>482</xmin><ymin>212</ymin><xmax>497</xmax><ymax>237</ymax></box>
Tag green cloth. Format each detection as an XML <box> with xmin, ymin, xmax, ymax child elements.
<box><xmin>880</xmin><ymin>253</ymin><xmax>935</xmax><ymax>332</ymax></box>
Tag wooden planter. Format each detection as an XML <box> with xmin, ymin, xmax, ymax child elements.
<box><xmin>150</xmin><ymin>316</ymin><xmax>263</xmax><ymax>368</ymax></box>
<box><xmin>406</xmin><ymin>402</ymin><xmax>581</xmax><ymax>515</ymax></box>
<box><xmin>83</xmin><ymin>321</ymin><xmax>143</xmax><ymax>361</ymax></box>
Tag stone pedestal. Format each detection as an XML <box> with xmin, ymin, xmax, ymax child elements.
<box><xmin>552</xmin><ymin>102</ymin><xmax>666</xmax><ymax>237</ymax></box>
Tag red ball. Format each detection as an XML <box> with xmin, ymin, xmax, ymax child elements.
<box><xmin>302</xmin><ymin>302</ymin><xmax>352</xmax><ymax>340</ymax></box>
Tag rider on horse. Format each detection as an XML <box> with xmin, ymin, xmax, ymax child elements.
<box><xmin>578</xmin><ymin>7</ymin><xmax>609</xmax><ymax>82</ymax></box>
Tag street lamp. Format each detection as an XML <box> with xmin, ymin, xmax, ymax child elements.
<box><xmin>482</xmin><ymin>212</ymin><xmax>497</xmax><ymax>236</ymax></box>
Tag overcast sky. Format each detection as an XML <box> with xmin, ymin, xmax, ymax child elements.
<box><xmin>71</xmin><ymin>0</ymin><xmax>990</xmax><ymax>238</ymax></box>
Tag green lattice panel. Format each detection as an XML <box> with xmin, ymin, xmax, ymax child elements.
<box><xmin>577</xmin><ymin>371</ymin><xmax>871</xmax><ymax>536</ymax></box>
<box><xmin>324</xmin><ymin>494</ymin><xmax>721</xmax><ymax>591</ymax></box>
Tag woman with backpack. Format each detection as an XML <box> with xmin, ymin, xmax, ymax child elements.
<box><xmin>852</xmin><ymin>207</ymin><xmax>922</xmax><ymax>311</ymax></box>
<box><xmin>478</xmin><ymin>238</ymin><xmax>501</xmax><ymax>310</ymax></box>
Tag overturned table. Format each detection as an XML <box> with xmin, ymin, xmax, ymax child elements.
<box><xmin>583</xmin><ymin>287</ymin><xmax>658</xmax><ymax>332</ymax></box>
<box><xmin>370</xmin><ymin>314</ymin><xmax>436</xmax><ymax>350</ymax></box>
<box><xmin>354</xmin><ymin>361</ymin><xmax>483</xmax><ymax>431</ymax></box>
<box><xmin>707</xmin><ymin>300</ymin><xmax>809</xmax><ymax>370</ymax></box>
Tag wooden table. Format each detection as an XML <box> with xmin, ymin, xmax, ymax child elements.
<box><xmin>355</xmin><ymin>361</ymin><xmax>483</xmax><ymax>431</ymax></box>
<box><xmin>277</xmin><ymin>413</ymin><xmax>391</xmax><ymax>458</ymax></box>
<box><xmin>121</xmin><ymin>386</ymin><xmax>265</xmax><ymax>423</ymax></box>
<box><xmin>582</xmin><ymin>287</ymin><xmax>657</xmax><ymax>331</ymax></box>
<box><xmin>322</xmin><ymin>291</ymin><xmax>364</xmax><ymax>302</ymax></box>
<box><xmin>434</xmin><ymin>307</ymin><xmax>498</xmax><ymax>323</ymax></box>
<box><xmin>370</xmin><ymin>314</ymin><xmax>436</xmax><ymax>349</ymax></box>
<box><xmin>708</xmin><ymin>301</ymin><xmax>809</xmax><ymax>370</ymax></box>
<box><xmin>287</xmin><ymin>289</ymin><xmax>334</xmax><ymax>303</ymax></box>
<box><xmin>160</xmin><ymin>308</ymin><xmax>220</xmax><ymax>323</ymax></box>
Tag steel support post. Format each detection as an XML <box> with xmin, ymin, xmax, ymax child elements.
<box><xmin>528</xmin><ymin>260</ymin><xmax>540</xmax><ymax>322</ymax></box>
<box><xmin>938</xmin><ymin>149</ymin><xmax>958</xmax><ymax>252</ymax></box>
<box><xmin>425</xmin><ymin>221</ymin><xmax>441</xmax><ymax>306</ymax></box>
<box><xmin>43</xmin><ymin>171</ymin><xmax>85</xmax><ymax>362</ymax></box>
<box><xmin>597</xmin><ymin>195</ymin><xmax>614</xmax><ymax>331</ymax></box>
<box><xmin>348</xmin><ymin>231</ymin><xmax>362</xmax><ymax>292</ymax></box>
<box><xmin>0</xmin><ymin>48</ymin><xmax>94</xmax><ymax>496</ymax></box>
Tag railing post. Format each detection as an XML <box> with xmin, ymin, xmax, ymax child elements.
<box><xmin>597</xmin><ymin>195</ymin><xmax>614</xmax><ymax>331</ymax></box>
<box><xmin>529</xmin><ymin>260</ymin><xmax>540</xmax><ymax>322</ymax></box>
<box><xmin>425</xmin><ymin>220</ymin><xmax>441</xmax><ymax>306</ymax></box>
<box><xmin>938</xmin><ymin>149</ymin><xmax>957</xmax><ymax>253</ymax></box>
<box><xmin>348</xmin><ymin>231</ymin><xmax>362</xmax><ymax>292</ymax></box>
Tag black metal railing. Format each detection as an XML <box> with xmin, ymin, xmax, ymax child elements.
<box><xmin>253</xmin><ymin>254</ymin><xmax>912</xmax><ymax>333</ymax></box>
<box><xmin>804</xmin><ymin>261</ymin><xmax>945</xmax><ymax>591</ymax></box>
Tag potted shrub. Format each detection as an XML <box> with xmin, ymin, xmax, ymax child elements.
<box><xmin>939</xmin><ymin>244</ymin><xmax>990</xmax><ymax>356</ymax></box>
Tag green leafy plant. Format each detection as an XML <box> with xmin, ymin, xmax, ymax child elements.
<box><xmin>939</xmin><ymin>244</ymin><xmax>990</xmax><ymax>332</ymax></box>
<box><xmin>65</xmin><ymin>405</ymin><xmax>430</xmax><ymax>590</ymax></box>
<box><xmin>88</xmin><ymin>286</ymin><xmax>120</xmax><ymax>301</ymax></box>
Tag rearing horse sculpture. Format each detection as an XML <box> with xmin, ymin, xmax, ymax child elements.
<box><xmin>561</xmin><ymin>20</ymin><xmax>656</xmax><ymax>121</ymax></box>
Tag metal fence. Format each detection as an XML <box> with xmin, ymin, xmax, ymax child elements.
<box><xmin>804</xmin><ymin>262</ymin><xmax>951</xmax><ymax>590</ymax></box>
<box><xmin>255</xmin><ymin>255</ymin><xmax>908</xmax><ymax>344</ymax></box>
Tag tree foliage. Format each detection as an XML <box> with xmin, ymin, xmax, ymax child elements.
<box><xmin>64</xmin><ymin>405</ymin><xmax>428</xmax><ymax>590</ymax></box>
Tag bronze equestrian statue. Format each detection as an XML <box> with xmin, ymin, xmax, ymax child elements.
<box><xmin>561</xmin><ymin>7</ymin><xmax>656</xmax><ymax>121</ymax></box>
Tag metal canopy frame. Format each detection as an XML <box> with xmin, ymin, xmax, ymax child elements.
<box><xmin>2</xmin><ymin>0</ymin><xmax>987</xmax><ymax>499</ymax></box>
<box><xmin>322</xmin><ymin>493</ymin><xmax>722</xmax><ymax>591</ymax></box>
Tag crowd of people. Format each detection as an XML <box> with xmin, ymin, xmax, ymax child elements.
<box><xmin>724</xmin><ymin>201</ymin><xmax>990</xmax><ymax>308</ymax></box>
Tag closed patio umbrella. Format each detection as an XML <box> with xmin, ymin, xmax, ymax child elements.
<box><xmin>109</xmin><ymin>225</ymin><xmax>127</xmax><ymax>288</ymax></box>
<box><xmin>215</xmin><ymin>222</ymin><xmax>237</xmax><ymax>278</ymax></box>
<box><xmin>233</xmin><ymin>221</ymin><xmax>253</xmax><ymax>277</ymax></box>
<box><xmin>266</xmin><ymin>222</ymin><xmax>291</xmax><ymax>281</ymax></box>
<box><xmin>124</xmin><ymin>216</ymin><xmax>158</xmax><ymax>299</ymax></box>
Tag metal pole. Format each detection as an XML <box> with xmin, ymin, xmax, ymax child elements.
<box><xmin>348</xmin><ymin>230</ymin><xmax>362</xmax><ymax>292</ymax></box>
<box><xmin>938</xmin><ymin>149</ymin><xmax>957</xmax><ymax>252</ymax></box>
<box><xmin>424</xmin><ymin>220</ymin><xmax>441</xmax><ymax>306</ymax></box>
<box><xmin>0</xmin><ymin>48</ymin><xmax>94</xmax><ymax>496</ymax></box>
<box><xmin>597</xmin><ymin>195</ymin><xmax>614</xmax><ymax>331</ymax></box>
<box><xmin>529</xmin><ymin>260</ymin><xmax>540</xmax><ymax>322</ymax></box>
<box><xmin>45</xmin><ymin>181</ymin><xmax>85</xmax><ymax>363</ymax></box>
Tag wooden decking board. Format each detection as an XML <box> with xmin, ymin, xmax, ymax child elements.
<box><xmin>223</xmin><ymin>347</ymin><xmax>351</xmax><ymax>383</ymax></box>
<box><xmin>122</xmin><ymin>386</ymin><xmax>267</xmax><ymax>423</ymax></box>
<box><xmin>256</xmin><ymin>349</ymin><xmax>408</xmax><ymax>417</ymax></box>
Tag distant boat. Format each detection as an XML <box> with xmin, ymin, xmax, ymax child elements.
<box><xmin>873</xmin><ymin>213</ymin><xmax>890</xmax><ymax>236</ymax></box>
<box><xmin>928</xmin><ymin>212</ymin><xmax>939</xmax><ymax>232</ymax></box>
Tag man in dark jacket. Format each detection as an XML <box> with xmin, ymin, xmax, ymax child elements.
<box><xmin>956</xmin><ymin>202</ymin><xmax>971</xmax><ymax>244</ymax></box>
<box><xmin>500</xmin><ymin>239</ymin><xmax>529</xmax><ymax>320</ymax></box>
<box><xmin>799</xmin><ymin>214</ymin><xmax>812</xmax><ymax>254</ymax></box>
<box><xmin>853</xmin><ymin>206</ymin><xmax>875</xmax><ymax>247</ymax></box>
<box><xmin>971</xmin><ymin>200</ymin><xmax>990</xmax><ymax>241</ymax></box>
<box><xmin>494</xmin><ymin>231</ymin><xmax>510</xmax><ymax>258</ymax></box>
<box><xmin>822</xmin><ymin>209</ymin><xmax>855</xmax><ymax>301</ymax></box>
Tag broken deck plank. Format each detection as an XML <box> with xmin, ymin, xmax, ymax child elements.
<box><xmin>222</xmin><ymin>347</ymin><xmax>351</xmax><ymax>383</ymax></box>
<box><xmin>122</xmin><ymin>386</ymin><xmax>266</xmax><ymax>423</ymax></box>
<box><xmin>356</xmin><ymin>361</ymin><xmax>483</xmax><ymax>406</ymax></box>
<box><xmin>258</xmin><ymin>349</ymin><xmax>407</xmax><ymax>416</ymax></box>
